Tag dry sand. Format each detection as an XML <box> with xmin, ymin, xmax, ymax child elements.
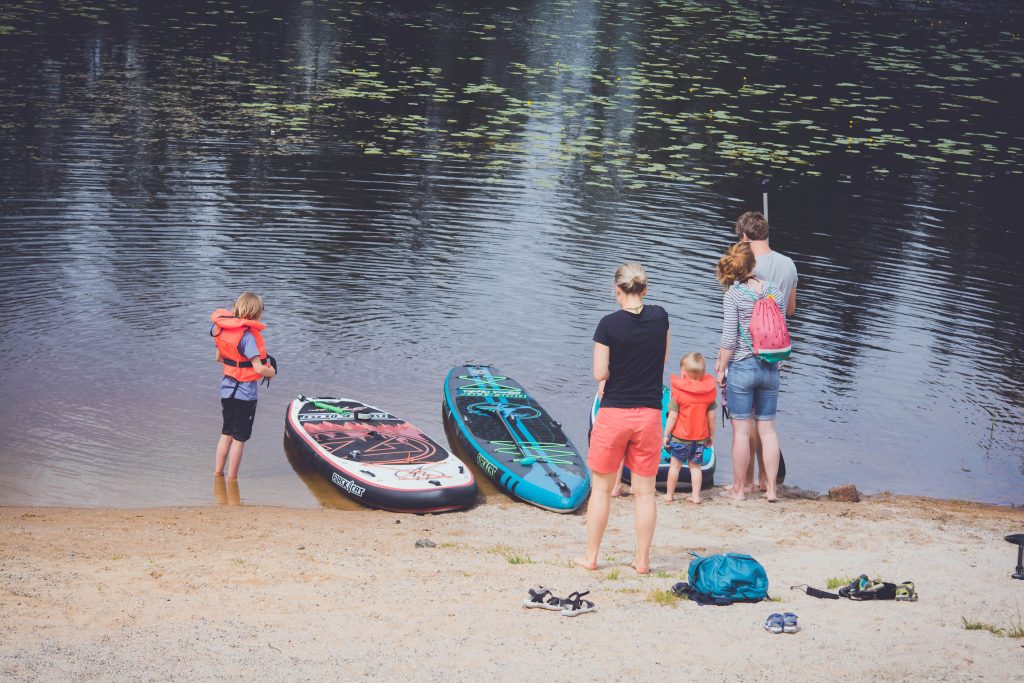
<box><xmin>2</xmin><ymin>492</ymin><xmax>1023</xmax><ymax>681</ymax></box>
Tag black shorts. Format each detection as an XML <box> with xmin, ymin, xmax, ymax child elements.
<box><xmin>221</xmin><ymin>398</ymin><xmax>258</xmax><ymax>442</ymax></box>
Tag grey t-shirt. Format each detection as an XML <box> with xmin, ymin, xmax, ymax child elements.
<box><xmin>754</xmin><ymin>250</ymin><xmax>798</xmax><ymax>311</ymax></box>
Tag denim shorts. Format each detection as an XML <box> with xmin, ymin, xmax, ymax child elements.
<box><xmin>726</xmin><ymin>356</ymin><xmax>780</xmax><ymax>421</ymax></box>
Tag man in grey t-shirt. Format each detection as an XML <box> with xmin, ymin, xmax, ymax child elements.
<box><xmin>737</xmin><ymin>211</ymin><xmax>797</xmax><ymax>316</ymax></box>
<box><xmin>735</xmin><ymin>211</ymin><xmax>798</xmax><ymax>490</ymax></box>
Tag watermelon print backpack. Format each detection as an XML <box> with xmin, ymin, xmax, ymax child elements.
<box><xmin>736</xmin><ymin>282</ymin><xmax>792</xmax><ymax>363</ymax></box>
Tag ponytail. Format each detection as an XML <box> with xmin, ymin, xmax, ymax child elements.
<box><xmin>716</xmin><ymin>242</ymin><xmax>755</xmax><ymax>286</ymax></box>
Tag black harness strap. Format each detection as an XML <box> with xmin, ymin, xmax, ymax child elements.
<box><xmin>221</xmin><ymin>358</ymin><xmax>255</xmax><ymax>368</ymax></box>
<box><xmin>791</xmin><ymin>584</ymin><xmax>841</xmax><ymax>600</ymax></box>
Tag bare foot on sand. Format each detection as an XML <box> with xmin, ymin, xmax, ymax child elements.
<box><xmin>663</xmin><ymin>494</ymin><xmax>674</xmax><ymax>503</ymax></box>
<box><xmin>765</xmin><ymin>487</ymin><xmax>778</xmax><ymax>503</ymax></box>
<box><xmin>630</xmin><ymin>561</ymin><xmax>650</xmax><ymax>575</ymax></box>
<box><xmin>573</xmin><ymin>557</ymin><xmax>598</xmax><ymax>570</ymax></box>
<box><xmin>718</xmin><ymin>487</ymin><xmax>745</xmax><ymax>501</ymax></box>
<box><xmin>688</xmin><ymin>496</ymin><xmax>702</xmax><ymax>505</ymax></box>
<box><xmin>610</xmin><ymin>486</ymin><xmax>622</xmax><ymax>498</ymax></box>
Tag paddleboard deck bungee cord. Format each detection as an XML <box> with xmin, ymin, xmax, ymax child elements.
<box><xmin>442</xmin><ymin>365</ymin><xmax>591</xmax><ymax>513</ymax></box>
<box><xmin>285</xmin><ymin>396</ymin><xmax>477</xmax><ymax>513</ymax></box>
<box><xmin>590</xmin><ymin>386</ymin><xmax>717</xmax><ymax>489</ymax></box>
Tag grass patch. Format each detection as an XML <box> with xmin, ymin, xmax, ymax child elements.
<box><xmin>605</xmin><ymin>569</ymin><xmax>621</xmax><ymax>581</ymax></box>
<box><xmin>487</xmin><ymin>544</ymin><xmax>532</xmax><ymax>565</ymax></box>
<box><xmin>961</xmin><ymin>617</ymin><xmax>1004</xmax><ymax>635</ymax></box>
<box><xmin>647</xmin><ymin>588</ymin><xmax>682</xmax><ymax>606</ymax></box>
<box><xmin>1006</xmin><ymin>613</ymin><xmax>1024</xmax><ymax>638</ymax></box>
<box><xmin>767</xmin><ymin>595</ymin><xmax>784</xmax><ymax>602</ymax></box>
<box><xmin>825</xmin><ymin>576</ymin><xmax>855</xmax><ymax>590</ymax></box>
<box><xmin>653</xmin><ymin>570</ymin><xmax>671</xmax><ymax>578</ymax></box>
<box><xmin>616</xmin><ymin>587</ymin><xmax>641</xmax><ymax>594</ymax></box>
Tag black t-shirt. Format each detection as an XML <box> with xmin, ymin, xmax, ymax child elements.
<box><xmin>593</xmin><ymin>304</ymin><xmax>669</xmax><ymax>409</ymax></box>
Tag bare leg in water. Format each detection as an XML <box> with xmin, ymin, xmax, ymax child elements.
<box><xmin>744</xmin><ymin>431</ymin><xmax>768</xmax><ymax>493</ymax></box>
<box><xmin>756</xmin><ymin>419</ymin><xmax>781</xmax><ymax>502</ymax></box>
<box><xmin>214</xmin><ymin>434</ymin><xmax>232</xmax><ymax>476</ymax></box>
<box><xmin>720</xmin><ymin>417</ymin><xmax>752</xmax><ymax>500</ymax></box>
<box><xmin>216</xmin><ymin>437</ymin><xmax>247</xmax><ymax>479</ymax></box>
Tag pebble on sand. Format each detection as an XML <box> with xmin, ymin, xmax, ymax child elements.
<box><xmin>828</xmin><ymin>484</ymin><xmax>861</xmax><ymax>502</ymax></box>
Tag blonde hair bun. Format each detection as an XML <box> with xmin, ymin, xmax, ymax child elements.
<box><xmin>615</xmin><ymin>262</ymin><xmax>648</xmax><ymax>295</ymax></box>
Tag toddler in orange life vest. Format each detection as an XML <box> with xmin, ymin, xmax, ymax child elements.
<box><xmin>210</xmin><ymin>292</ymin><xmax>276</xmax><ymax>479</ymax></box>
<box><xmin>663</xmin><ymin>352</ymin><xmax>716</xmax><ymax>504</ymax></box>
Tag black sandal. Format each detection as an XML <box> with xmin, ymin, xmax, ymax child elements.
<box><xmin>522</xmin><ymin>586</ymin><xmax>565</xmax><ymax>611</ymax></box>
<box><xmin>560</xmin><ymin>590</ymin><xmax>597</xmax><ymax>617</ymax></box>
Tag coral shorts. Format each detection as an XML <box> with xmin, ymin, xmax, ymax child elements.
<box><xmin>588</xmin><ymin>407</ymin><xmax>661</xmax><ymax>477</ymax></box>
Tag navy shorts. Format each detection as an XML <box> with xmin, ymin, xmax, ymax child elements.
<box><xmin>668</xmin><ymin>440</ymin><xmax>707</xmax><ymax>465</ymax></box>
<box><xmin>221</xmin><ymin>398</ymin><xmax>257</xmax><ymax>442</ymax></box>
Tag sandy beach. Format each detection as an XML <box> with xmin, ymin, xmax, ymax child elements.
<box><xmin>2</xmin><ymin>491</ymin><xmax>1023</xmax><ymax>681</ymax></box>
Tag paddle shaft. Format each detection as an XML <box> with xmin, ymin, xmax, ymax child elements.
<box><xmin>493</xmin><ymin>406</ymin><xmax>544</xmax><ymax>462</ymax></box>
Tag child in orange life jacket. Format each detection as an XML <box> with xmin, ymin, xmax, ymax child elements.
<box><xmin>663</xmin><ymin>352</ymin><xmax>716</xmax><ymax>504</ymax></box>
<box><xmin>210</xmin><ymin>292</ymin><xmax>276</xmax><ymax>479</ymax></box>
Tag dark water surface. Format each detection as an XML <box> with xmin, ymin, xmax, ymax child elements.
<box><xmin>1</xmin><ymin>0</ymin><xmax>1021</xmax><ymax>507</ymax></box>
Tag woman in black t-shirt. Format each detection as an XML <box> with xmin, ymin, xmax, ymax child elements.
<box><xmin>574</xmin><ymin>263</ymin><xmax>669</xmax><ymax>575</ymax></box>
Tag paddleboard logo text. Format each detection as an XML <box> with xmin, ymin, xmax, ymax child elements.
<box><xmin>331</xmin><ymin>472</ymin><xmax>366</xmax><ymax>497</ymax></box>
<box><xmin>458</xmin><ymin>388</ymin><xmax>525</xmax><ymax>398</ymax></box>
<box><xmin>301</xmin><ymin>412</ymin><xmax>352</xmax><ymax>421</ymax></box>
<box><xmin>457</xmin><ymin>375</ymin><xmax>525</xmax><ymax>399</ymax></box>
<box><xmin>476</xmin><ymin>454</ymin><xmax>498</xmax><ymax>478</ymax></box>
<box><xmin>299</xmin><ymin>411</ymin><xmax>391</xmax><ymax>422</ymax></box>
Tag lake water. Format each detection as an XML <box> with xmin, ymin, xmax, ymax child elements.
<box><xmin>1</xmin><ymin>0</ymin><xmax>1021</xmax><ymax>508</ymax></box>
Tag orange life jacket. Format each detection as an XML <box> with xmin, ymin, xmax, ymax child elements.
<box><xmin>669</xmin><ymin>373</ymin><xmax>717</xmax><ymax>441</ymax></box>
<box><xmin>210</xmin><ymin>308</ymin><xmax>267</xmax><ymax>383</ymax></box>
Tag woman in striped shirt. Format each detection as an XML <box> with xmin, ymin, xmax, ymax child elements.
<box><xmin>713</xmin><ymin>242</ymin><xmax>785</xmax><ymax>502</ymax></box>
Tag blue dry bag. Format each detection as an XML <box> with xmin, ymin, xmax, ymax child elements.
<box><xmin>687</xmin><ymin>552</ymin><xmax>769</xmax><ymax>605</ymax></box>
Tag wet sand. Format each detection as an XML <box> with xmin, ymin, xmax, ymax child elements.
<box><xmin>2</xmin><ymin>493</ymin><xmax>1022</xmax><ymax>681</ymax></box>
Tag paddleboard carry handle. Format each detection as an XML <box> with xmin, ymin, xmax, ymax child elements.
<box><xmin>296</xmin><ymin>395</ymin><xmax>354</xmax><ymax>417</ymax></box>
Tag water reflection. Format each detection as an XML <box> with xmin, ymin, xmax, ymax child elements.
<box><xmin>213</xmin><ymin>476</ymin><xmax>241</xmax><ymax>506</ymax></box>
<box><xmin>282</xmin><ymin>436</ymin><xmax>367</xmax><ymax>511</ymax></box>
<box><xmin>0</xmin><ymin>0</ymin><xmax>1021</xmax><ymax>506</ymax></box>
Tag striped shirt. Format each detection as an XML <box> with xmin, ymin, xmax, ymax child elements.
<box><xmin>720</xmin><ymin>280</ymin><xmax>786</xmax><ymax>363</ymax></box>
